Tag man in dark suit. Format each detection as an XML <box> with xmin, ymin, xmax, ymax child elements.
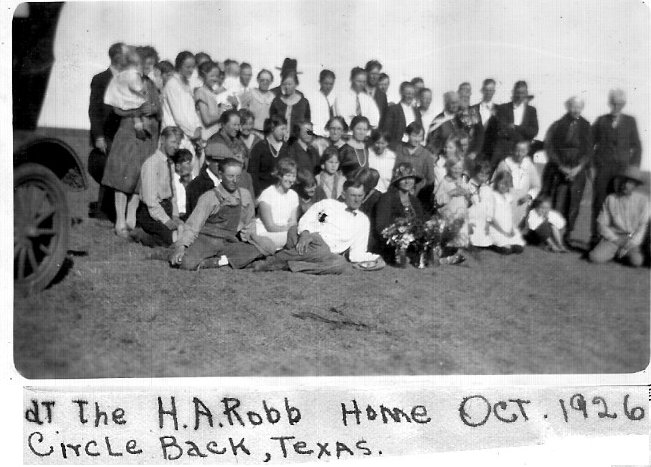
<box><xmin>365</xmin><ymin>60</ymin><xmax>389</xmax><ymax>121</ymax></box>
<box><xmin>543</xmin><ymin>96</ymin><xmax>593</xmax><ymax>243</ymax></box>
<box><xmin>590</xmin><ymin>89</ymin><xmax>642</xmax><ymax>244</ymax></box>
<box><xmin>88</xmin><ymin>42</ymin><xmax>127</xmax><ymax>219</ymax></box>
<box><xmin>485</xmin><ymin>80</ymin><xmax>538</xmax><ymax>167</ymax></box>
<box><xmin>426</xmin><ymin>91</ymin><xmax>462</xmax><ymax>156</ymax></box>
<box><xmin>380</xmin><ymin>81</ymin><xmax>422</xmax><ymax>150</ymax></box>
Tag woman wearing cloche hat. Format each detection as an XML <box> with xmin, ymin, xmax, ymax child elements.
<box><xmin>374</xmin><ymin>162</ymin><xmax>425</xmax><ymax>259</ymax></box>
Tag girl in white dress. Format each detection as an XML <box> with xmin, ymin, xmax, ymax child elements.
<box><xmin>467</xmin><ymin>160</ymin><xmax>493</xmax><ymax>247</ymax></box>
<box><xmin>256</xmin><ymin>157</ymin><xmax>300</xmax><ymax>250</ymax></box>
<box><xmin>367</xmin><ymin>130</ymin><xmax>397</xmax><ymax>193</ymax></box>
<box><xmin>487</xmin><ymin>170</ymin><xmax>525</xmax><ymax>254</ymax></box>
<box><xmin>493</xmin><ymin>139</ymin><xmax>541</xmax><ymax>227</ymax></box>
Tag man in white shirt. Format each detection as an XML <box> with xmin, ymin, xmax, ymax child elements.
<box><xmin>418</xmin><ymin>88</ymin><xmax>436</xmax><ymax>146</ymax></box>
<box><xmin>471</xmin><ymin>78</ymin><xmax>496</xmax><ymax>128</ymax></box>
<box><xmin>232</xmin><ymin>62</ymin><xmax>253</xmax><ymax>101</ymax></box>
<box><xmin>253</xmin><ymin>181</ymin><xmax>382</xmax><ymax>274</ymax></box>
<box><xmin>380</xmin><ymin>81</ymin><xmax>421</xmax><ymax>149</ymax></box>
<box><xmin>310</xmin><ymin>69</ymin><xmax>336</xmax><ymax>137</ymax></box>
<box><xmin>334</xmin><ymin>67</ymin><xmax>380</xmax><ymax>129</ymax></box>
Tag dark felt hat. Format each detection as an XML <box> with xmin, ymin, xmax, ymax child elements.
<box><xmin>276</xmin><ymin>58</ymin><xmax>302</xmax><ymax>75</ymax></box>
<box><xmin>204</xmin><ymin>142</ymin><xmax>241</xmax><ymax>163</ymax></box>
<box><xmin>390</xmin><ymin>162</ymin><xmax>423</xmax><ymax>186</ymax></box>
<box><xmin>617</xmin><ymin>165</ymin><xmax>645</xmax><ymax>185</ymax></box>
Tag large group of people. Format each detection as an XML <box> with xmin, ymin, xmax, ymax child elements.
<box><xmin>87</xmin><ymin>43</ymin><xmax>649</xmax><ymax>274</ymax></box>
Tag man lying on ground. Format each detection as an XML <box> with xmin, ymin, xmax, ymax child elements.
<box><xmin>253</xmin><ymin>180</ymin><xmax>385</xmax><ymax>274</ymax></box>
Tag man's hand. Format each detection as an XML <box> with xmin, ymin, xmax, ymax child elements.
<box><xmin>169</xmin><ymin>245</ymin><xmax>186</xmax><ymax>266</ymax></box>
<box><xmin>95</xmin><ymin>137</ymin><xmax>107</xmax><ymax>153</ymax></box>
<box><xmin>165</xmin><ymin>218</ymin><xmax>183</xmax><ymax>231</ymax></box>
<box><xmin>139</xmin><ymin>101</ymin><xmax>154</xmax><ymax>116</ymax></box>
<box><xmin>296</xmin><ymin>231</ymin><xmax>313</xmax><ymax>255</ymax></box>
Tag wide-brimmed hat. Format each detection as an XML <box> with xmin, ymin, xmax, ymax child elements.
<box><xmin>390</xmin><ymin>163</ymin><xmax>423</xmax><ymax>186</ymax></box>
<box><xmin>204</xmin><ymin>142</ymin><xmax>241</xmax><ymax>163</ymax></box>
<box><xmin>617</xmin><ymin>165</ymin><xmax>645</xmax><ymax>185</ymax></box>
<box><xmin>276</xmin><ymin>58</ymin><xmax>302</xmax><ymax>75</ymax></box>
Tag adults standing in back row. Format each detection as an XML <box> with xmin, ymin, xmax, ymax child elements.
<box><xmin>590</xmin><ymin>89</ymin><xmax>642</xmax><ymax>246</ymax></box>
<box><xmin>544</xmin><ymin>96</ymin><xmax>593</xmax><ymax>244</ymax></box>
<box><xmin>334</xmin><ymin>67</ymin><xmax>380</xmax><ymax>129</ymax></box>
<box><xmin>88</xmin><ymin>42</ymin><xmax>128</xmax><ymax>219</ymax></box>
<box><xmin>380</xmin><ymin>81</ymin><xmax>422</xmax><ymax>151</ymax></box>
<box><xmin>365</xmin><ymin>60</ymin><xmax>389</xmax><ymax>121</ymax></box>
<box><xmin>484</xmin><ymin>80</ymin><xmax>538</xmax><ymax>167</ymax></box>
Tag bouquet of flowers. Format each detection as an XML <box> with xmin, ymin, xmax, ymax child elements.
<box><xmin>380</xmin><ymin>217</ymin><xmax>418</xmax><ymax>251</ymax></box>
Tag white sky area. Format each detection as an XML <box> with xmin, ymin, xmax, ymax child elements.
<box><xmin>37</xmin><ymin>0</ymin><xmax>650</xmax><ymax>168</ymax></box>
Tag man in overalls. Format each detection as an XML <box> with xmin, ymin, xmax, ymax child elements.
<box><xmin>169</xmin><ymin>158</ymin><xmax>271</xmax><ymax>270</ymax></box>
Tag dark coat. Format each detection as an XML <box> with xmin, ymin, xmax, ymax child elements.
<box><xmin>375</xmin><ymin>187</ymin><xmax>425</xmax><ymax>235</ymax></box>
<box><xmin>484</xmin><ymin>102</ymin><xmax>539</xmax><ymax>165</ymax></box>
<box><xmin>380</xmin><ymin>103</ymin><xmax>423</xmax><ymax>150</ymax></box>
<box><xmin>288</xmin><ymin>140</ymin><xmax>320</xmax><ymax>174</ymax></box>
<box><xmin>269</xmin><ymin>95</ymin><xmax>311</xmax><ymax>134</ymax></box>
<box><xmin>546</xmin><ymin>113</ymin><xmax>593</xmax><ymax>168</ymax></box>
<box><xmin>591</xmin><ymin>113</ymin><xmax>641</xmax><ymax>170</ymax></box>
<box><xmin>248</xmin><ymin>139</ymin><xmax>290</xmax><ymax>197</ymax></box>
<box><xmin>426</xmin><ymin>112</ymin><xmax>461</xmax><ymax>156</ymax></box>
<box><xmin>88</xmin><ymin>68</ymin><xmax>121</xmax><ymax>148</ymax></box>
<box><xmin>373</xmin><ymin>88</ymin><xmax>389</xmax><ymax>122</ymax></box>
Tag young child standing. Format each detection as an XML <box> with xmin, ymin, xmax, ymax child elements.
<box><xmin>487</xmin><ymin>170</ymin><xmax>525</xmax><ymax>254</ymax></box>
<box><xmin>468</xmin><ymin>160</ymin><xmax>493</xmax><ymax>247</ymax></box>
<box><xmin>104</xmin><ymin>47</ymin><xmax>151</xmax><ymax>139</ymax></box>
<box><xmin>315</xmin><ymin>147</ymin><xmax>345</xmax><ymax>201</ymax></box>
<box><xmin>524</xmin><ymin>195</ymin><xmax>568</xmax><ymax>252</ymax></box>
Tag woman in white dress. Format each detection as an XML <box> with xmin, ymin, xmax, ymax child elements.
<box><xmin>367</xmin><ymin>129</ymin><xmax>397</xmax><ymax>193</ymax></box>
<box><xmin>162</xmin><ymin>51</ymin><xmax>203</xmax><ymax>176</ymax></box>
<box><xmin>493</xmin><ymin>139</ymin><xmax>541</xmax><ymax>227</ymax></box>
<box><xmin>239</xmin><ymin>69</ymin><xmax>275</xmax><ymax>135</ymax></box>
<box><xmin>256</xmin><ymin>157</ymin><xmax>300</xmax><ymax>250</ymax></box>
<box><xmin>487</xmin><ymin>170</ymin><xmax>525</xmax><ymax>254</ymax></box>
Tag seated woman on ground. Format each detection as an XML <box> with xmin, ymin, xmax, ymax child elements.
<box><xmin>293</xmin><ymin>168</ymin><xmax>318</xmax><ymax>219</ymax></box>
<box><xmin>255</xmin><ymin>157</ymin><xmax>300</xmax><ymax>251</ymax></box>
<box><xmin>315</xmin><ymin>146</ymin><xmax>345</xmax><ymax>201</ymax></box>
<box><xmin>486</xmin><ymin>170</ymin><xmax>525</xmax><ymax>255</ymax></box>
<box><xmin>375</xmin><ymin>162</ymin><xmax>425</xmax><ymax>262</ymax></box>
<box><xmin>523</xmin><ymin>195</ymin><xmax>568</xmax><ymax>253</ymax></box>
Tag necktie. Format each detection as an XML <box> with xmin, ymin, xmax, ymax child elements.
<box><xmin>167</xmin><ymin>160</ymin><xmax>176</xmax><ymax>200</ymax></box>
<box><xmin>355</xmin><ymin>94</ymin><xmax>362</xmax><ymax>116</ymax></box>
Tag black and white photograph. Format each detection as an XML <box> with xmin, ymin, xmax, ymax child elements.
<box><xmin>12</xmin><ymin>0</ymin><xmax>650</xmax><ymax>380</ymax></box>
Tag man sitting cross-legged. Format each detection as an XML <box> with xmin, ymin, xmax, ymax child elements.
<box><xmin>169</xmin><ymin>158</ymin><xmax>274</xmax><ymax>270</ymax></box>
<box><xmin>254</xmin><ymin>180</ymin><xmax>385</xmax><ymax>274</ymax></box>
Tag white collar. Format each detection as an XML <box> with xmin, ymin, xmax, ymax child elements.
<box><xmin>206</xmin><ymin>166</ymin><xmax>220</xmax><ymax>185</ymax></box>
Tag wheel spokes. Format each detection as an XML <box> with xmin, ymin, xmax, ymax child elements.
<box><xmin>16</xmin><ymin>247</ymin><xmax>26</xmax><ymax>280</ymax></box>
<box><xmin>26</xmin><ymin>242</ymin><xmax>38</xmax><ymax>273</ymax></box>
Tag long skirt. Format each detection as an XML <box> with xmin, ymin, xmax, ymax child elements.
<box><xmin>102</xmin><ymin>117</ymin><xmax>159</xmax><ymax>194</ymax></box>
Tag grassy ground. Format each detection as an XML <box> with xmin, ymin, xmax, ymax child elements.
<box><xmin>13</xmin><ymin>129</ymin><xmax>650</xmax><ymax>378</ymax></box>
